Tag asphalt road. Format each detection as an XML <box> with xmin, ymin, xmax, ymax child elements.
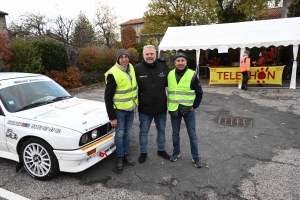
<box><xmin>1</xmin><ymin>85</ymin><xmax>300</xmax><ymax>200</ymax></box>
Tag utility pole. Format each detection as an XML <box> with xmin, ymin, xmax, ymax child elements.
<box><xmin>282</xmin><ymin>0</ymin><xmax>293</xmax><ymax>17</ymax></box>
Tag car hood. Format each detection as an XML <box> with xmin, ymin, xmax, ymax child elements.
<box><xmin>10</xmin><ymin>97</ymin><xmax>109</xmax><ymax>133</ymax></box>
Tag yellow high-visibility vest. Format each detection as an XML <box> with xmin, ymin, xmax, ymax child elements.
<box><xmin>167</xmin><ymin>69</ymin><xmax>195</xmax><ymax>111</ymax></box>
<box><xmin>105</xmin><ymin>64</ymin><xmax>138</xmax><ymax>110</ymax></box>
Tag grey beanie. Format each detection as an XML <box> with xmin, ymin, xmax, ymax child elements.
<box><xmin>174</xmin><ymin>52</ymin><xmax>187</xmax><ymax>61</ymax></box>
<box><xmin>117</xmin><ymin>49</ymin><xmax>130</xmax><ymax>60</ymax></box>
<box><xmin>244</xmin><ymin>50</ymin><xmax>250</xmax><ymax>56</ymax></box>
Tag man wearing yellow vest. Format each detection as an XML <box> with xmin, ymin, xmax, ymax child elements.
<box><xmin>168</xmin><ymin>52</ymin><xmax>204</xmax><ymax>168</ymax></box>
<box><xmin>104</xmin><ymin>49</ymin><xmax>138</xmax><ymax>170</ymax></box>
<box><xmin>240</xmin><ymin>50</ymin><xmax>251</xmax><ymax>90</ymax></box>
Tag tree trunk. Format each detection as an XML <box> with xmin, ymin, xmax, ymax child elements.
<box><xmin>282</xmin><ymin>0</ymin><xmax>293</xmax><ymax>17</ymax></box>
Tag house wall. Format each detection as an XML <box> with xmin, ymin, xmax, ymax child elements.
<box><xmin>0</xmin><ymin>15</ymin><xmax>8</xmax><ymax>37</ymax></box>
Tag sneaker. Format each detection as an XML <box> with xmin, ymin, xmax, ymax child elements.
<box><xmin>138</xmin><ymin>153</ymin><xmax>147</xmax><ymax>164</ymax></box>
<box><xmin>116</xmin><ymin>157</ymin><xmax>124</xmax><ymax>170</ymax></box>
<box><xmin>157</xmin><ymin>150</ymin><xmax>170</xmax><ymax>160</ymax></box>
<box><xmin>170</xmin><ymin>153</ymin><xmax>180</xmax><ymax>162</ymax></box>
<box><xmin>124</xmin><ymin>154</ymin><xmax>135</xmax><ymax>166</ymax></box>
<box><xmin>192</xmin><ymin>158</ymin><xmax>204</xmax><ymax>168</ymax></box>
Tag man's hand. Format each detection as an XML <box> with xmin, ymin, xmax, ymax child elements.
<box><xmin>110</xmin><ymin>119</ymin><xmax>117</xmax><ymax>128</ymax></box>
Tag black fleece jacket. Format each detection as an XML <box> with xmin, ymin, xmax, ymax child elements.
<box><xmin>134</xmin><ymin>59</ymin><xmax>170</xmax><ymax>115</ymax></box>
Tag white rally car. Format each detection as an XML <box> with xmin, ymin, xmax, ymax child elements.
<box><xmin>0</xmin><ymin>72</ymin><xmax>116</xmax><ymax>180</ymax></box>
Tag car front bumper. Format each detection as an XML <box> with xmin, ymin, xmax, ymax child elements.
<box><xmin>53</xmin><ymin>133</ymin><xmax>116</xmax><ymax>173</ymax></box>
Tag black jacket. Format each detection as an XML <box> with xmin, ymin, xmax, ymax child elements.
<box><xmin>134</xmin><ymin>59</ymin><xmax>170</xmax><ymax>115</ymax></box>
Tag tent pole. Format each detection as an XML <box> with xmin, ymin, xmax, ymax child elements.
<box><xmin>289</xmin><ymin>45</ymin><xmax>299</xmax><ymax>89</ymax></box>
<box><xmin>238</xmin><ymin>48</ymin><xmax>245</xmax><ymax>89</ymax></box>
<box><xmin>196</xmin><ymin>50</ymin><xmax>200</xmax><ymax>76</ymax></box>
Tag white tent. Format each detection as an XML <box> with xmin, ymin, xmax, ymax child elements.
<box><xmin>158</xmin><ymin>17</ymin><xmax>300</xmax><ymax>89</ymax></box>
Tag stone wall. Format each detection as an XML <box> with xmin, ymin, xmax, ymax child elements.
<box><xmin>0</xmin><ymin>15</ymin><xmax>8</xmax><ymax>37</ymax></box>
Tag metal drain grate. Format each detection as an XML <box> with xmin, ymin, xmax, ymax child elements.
<box><xmin>218</xmin><ymin>116</ymin><xmax>252</xmax><ymax>127</ymax></box>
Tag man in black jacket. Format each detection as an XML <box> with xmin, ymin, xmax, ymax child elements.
<box><xmin>134</xmin><ymin>45</ymin><xmax>170</xmax><ymax>163</ymax></box>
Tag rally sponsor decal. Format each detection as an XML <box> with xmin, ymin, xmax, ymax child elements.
<box><xmin>32</xmin><ymin>110</ymin><xmax>60</xmax><ymax>119</ymax></box>
<box><xmin>55</xmin><ymin>102</ymin><xmax>81</xmax><ymax>109</ymax></box>
<box><xmin>83</xmin><ymin>108</ymin><xmax>101</xmax><ymax>115</ymax></box>
<box><xmin>13</xmin><ymin>78</ymin><xmax>44</xmax><ymax>84</ymax></box>
<box><xmin>6</xmin><ymin>129</ymin><xmax>18</xmax><ymax>140</ymax></box>
<box><xmin>7</xmin><ymin>120</ymin><xmax>30</xmax><ymax>128</ymax></box>
<box><xmin>31</xmin><ymin>124</ymin><xmax>61</xmax><ymax>133</ymax></box>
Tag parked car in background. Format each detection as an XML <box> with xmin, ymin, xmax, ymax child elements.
<box><xmin>0</xmin><ymin>72</ymin><xmax>116</xmax><ymax>180</ymax></box>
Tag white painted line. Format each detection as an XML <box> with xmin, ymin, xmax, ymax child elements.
<box><xmin>0</xmin><ymin>188</ymin><xmax>31</xmax><ymax>200</ymax></box>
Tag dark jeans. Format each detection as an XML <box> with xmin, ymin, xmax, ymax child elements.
<box><xmin>242</xmin><ymin>71</ymin><xmax>248</xmax><ymax>87</ymax></box>
<box><xmin>138</xmin><ymin>111</ymin><xmax>167</xmax><ymax>153</ymax></box>
<box><xmin>115</xmin><ymin>110</ymin><xmax>134</xmax><ymax>157</ymax></box>
<box><xmin>170</xmin><ymin>110</ymin><xmax>200</xmax><ymax>159</ymax></box>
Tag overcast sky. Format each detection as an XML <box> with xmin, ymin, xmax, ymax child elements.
<box><xmin>0</xmin><ymin>0</ymin><xmax>150</xmax><ymax>26</ymax></box>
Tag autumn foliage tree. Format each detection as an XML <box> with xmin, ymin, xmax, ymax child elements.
<box><xmin>121</xmin><ymin>26</ymin><xmax>137</xmax><ymax>49</ymax></box>
<box><xmin>0</xmin><ymin>34</ymin><xmax>13</xmax><ymax>71</ymax></box>
<box><xmin>77</xmin><ymin>46</ymin><xmax>102</xmax><ymax>72</ymax></box>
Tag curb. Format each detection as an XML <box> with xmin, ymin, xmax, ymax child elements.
<box><xmin>67</xmin><ymin>82</ymin><xmax>106</xmax><ymax>94</ymax></box>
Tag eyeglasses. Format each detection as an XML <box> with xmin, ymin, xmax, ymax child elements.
<box><xmin>119</xmin><ymin>55</ymin><xmax>129</xmax><ymax>59</ymax></box>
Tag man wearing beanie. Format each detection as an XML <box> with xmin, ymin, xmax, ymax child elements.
<box><xmin>134</xmin><ymin>45</ymin><xmax>170</xmax><ymax>164</ymax></box>
<box><xmin>167</xmin><ymin>52</ymin><xmax>204</xmax><ymax>168</ymax></box>
<box><xmin>104</xmin><ymin>49</ymin><xmax>138</xmax><ymax>170</ymax></box>
<box><xmin>240</xmin><ymin>50</ymin><xmax>251</xmax><ymax>90</ymax></box>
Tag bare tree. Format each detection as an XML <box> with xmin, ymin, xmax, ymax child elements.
<box><xmin>52</xmin><ymin>15</ymin><xmax>75</xmax><ymax>46</ymax></box>
<box><xmin>94</xmin><ymin>3</ymin><xmax>119</xmax><ymax>49</ymax></box>
<box><xmin>8</xmin><ymin>12</ymin><xmax>49</xmax><ymax>38</ymax></box>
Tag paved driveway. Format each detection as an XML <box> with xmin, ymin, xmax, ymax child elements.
<box><xmin>1</xmin><ymin>85</ymin><xmax>300</xmax><ymax>200</ymax></box>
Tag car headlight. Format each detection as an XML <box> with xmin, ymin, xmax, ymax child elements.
<box><xmin>80</xmin><ymin>133</ymin><xmax>89</xmax><ymax>144</ymax></box>
<box><xmin>91</xmin><ymin>130</ymin><xmax>98</xmax><ymax>139</ymax></box>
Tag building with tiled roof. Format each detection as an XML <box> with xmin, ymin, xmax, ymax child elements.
<box><xmin>120</xmin><ymin>18</ymin><xmax>145</xmax><ymax>35</ymax></box>
<box><xmin>120</xmin><ymin>18</ymin><xmax>146</xmax><ymax>44</ymax></box>
<box><xmin>258</xmin><ymin>7</ymin><xmax>282</xmax><ymax>20</ymax></box>
<box><xmin>0</xmin><ymin>10</ymin><xmax>8</xmax><ymax>37</ymax></box>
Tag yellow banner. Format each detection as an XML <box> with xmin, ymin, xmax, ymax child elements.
<box><xmin>209</xmin><ymin>66</ymin><xmax>284</xmax><ymax>85</ymax></box>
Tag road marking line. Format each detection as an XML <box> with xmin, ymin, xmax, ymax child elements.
<box><xmin>0</xmin><ymin>188</ymin><xmax>30</xmax><ymax>200</ymax></box>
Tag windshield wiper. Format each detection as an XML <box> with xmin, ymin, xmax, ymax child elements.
<box><xmin>15</xmin><ymin>102</ymin><xmax>49</xmax><ymax>112</ymax></box>
<box><xmin>51</xmin><ymin>96</ymin><xmax>73</xmax><ymax>101</ymax></box>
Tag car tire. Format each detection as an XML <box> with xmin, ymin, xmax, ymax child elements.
<box><xmin>20</xmin><ymin>138</ymin><xmax>59</xmax><ymax>180</ymax></box>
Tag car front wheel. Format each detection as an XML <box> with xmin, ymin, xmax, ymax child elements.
<box><xmin>21</xmin><ymin>138</ymin><xmax>59</xmax><ymax>180</ymax></box>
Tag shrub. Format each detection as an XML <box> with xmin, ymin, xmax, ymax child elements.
<box><xmin>9</xmin><ymin>40</ymin><xmax>44</xmax><ymax>73</ymax></box>
<box><xmin>98</xmin><ymin>48</ymin><xmax>116</xmax><ymax>72</ymax></box>
<box><xmin>33</xmin><ymin>40</ymin><xmax>69</xmax><ymax>72</ymax></box>
<box><xmin>127</xmin><ymin>47</ymin><xmax>139</xmax><ymax>65</ymax></box>
<box><xmin>81</xmin><ymin>71</ymin><xmax>105</xmax><ymax>86</ymax></box>
<box><xmin>46</xmin><ymin>67</ymin><xmax>83</xmax><ymax>89</ymax></box>
<box><xmin>78</xmin><ymin>46</ymin><xmax>102</xmax><ymax>72</ymax></box>
<box><xmin>136</xmin><ymin>41</ymin><xmax>146</xmax><ymax>59</ymax></box>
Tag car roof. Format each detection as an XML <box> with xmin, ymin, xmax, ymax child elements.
<box><xmin>0</xmin><ymin>72</ymin><xmax>44</xmax><ymax>81</ymax></box>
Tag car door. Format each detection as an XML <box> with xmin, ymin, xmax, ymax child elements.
<box><xmin>0</xmin><ymin>106</ymin><xmax>8</xmax><ymax>152</ymax></box>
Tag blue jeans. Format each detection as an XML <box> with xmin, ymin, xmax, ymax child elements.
<box><xmin>115</xmin><ymin>110</ymin><xmax>134</xmax><ymax>157</ymax></box>
<box><xmin>139</xmin><ymin>111</ymin><xmax>167</xmax><ymax>153</ymax></box>
<box><xmin>170</xmin><ymin>110</ymin><xmax>199</xmax><ymax>159</ymax></box>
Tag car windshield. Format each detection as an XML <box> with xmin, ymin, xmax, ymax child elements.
<box><xmin>0</xmin><ymin>81</ymin><xmax>72</xmax><ymax>112</ymax></box>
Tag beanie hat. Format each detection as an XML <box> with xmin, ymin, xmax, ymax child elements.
<box><xmin>244</xmin><ymin>50</ymin><xmax>250</xmax><ymax>56</ymax></box>
<box><xmin>117</xmin><ymin>49</ymin><xmax>130</xmax><ymax>61</ymax></box>
<box><xmin>174</xmin><ymin>52</ymin><xmax>187</xmax><ymax>61</ymax></box>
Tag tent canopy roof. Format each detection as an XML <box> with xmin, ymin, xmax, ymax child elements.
<box><xmin>158</xmin><ymin>17</ymin><xmax>300</xmax><ymax>51</ymax></box>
